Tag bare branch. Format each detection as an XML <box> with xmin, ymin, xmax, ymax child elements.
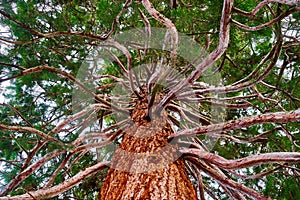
<box><xmin>138</xmin><ymin>8</ymin><xmax>151</xmax><ymax>53</ymax></box>
<box><xmin>228</xmin><ymin>166</ymin><xmax>282</xmax><ymax>179</ymax></box>
<box><xmin>0</xmin><ymin>65</ymin><xmax>116</xmax><ymax>110</ymax></box>
<box><xmin>44</xmin><ymin>153</ymin><xmax>73</xmax><ymax>188</ymax></box>
<box><xmin>261</xmin><ymin>81</ymin><xmax>300</xmax><ymax>103</ymax></box>
<box><xmin>178</xmin><ymin>32</ymin><xmax>282</xmax><ymax>97</ymax></box>
<box><xmin>0</xmin><ymin>150</ymin><xmax>65</xmax><ymax>196</ymax></box>
<box><xmin>178</xmin><ymin>97</ymin><xmax>252</xmax><ymax>109</ymax></box>
<box><xmin>1</xmin><ymin>103</ymin><xmax>34</xmax><ymax>127</ymax></box>
<box><xmin>101</xmin><ymin>40</ymin><xmax>138</xmax><ymax>97</ymax></box>
<box><xmin>142</xmin><ymin>0</ymin><xmax>178</xmax><ymax>61</ymax></box>
<box><xmin>20</xmin><ymin>142</ymin><xmax>47</xmax><ymax>172</ymax></box>
<box><xmin>72</xmin><ymin>121</ymin><xmax>129</xmax><ymax>146</ymax></box>
<box><xmin>170</xmin><ymin>109</ymin><xmax>300</xmax><ymax>139</ymax></box>
<box><xmin>72</xmin><ymin>129</ymin><xmax>123</xmax><ymax>153</ymax></box>
<box><xmin>48</xmin><ymin>104</ymin><xmax>104</xmax><ymax>136</ymax></box>
<box><xmin>182</xmin><ymin>149</ymin><xmax>300</xmax><ymax>169</ymax></box>
<box><xmin>251</xmin><ymin>86</ymin><xmax>285</xmax><ymax>111</ymax></box>
<box><xmin>0</xmin><ymin>161</ymin><xmax>109</xmax><ymax>200</ymax></box>
<box><xmin>159</xmin><ymin>0</ymin><xmax>233</xmax><ymax>107</ymax></box>
<box><xmin>232</xmin><ymin>7</ymin><xmax>299</xmax><ymax>31</ymax></box>
<box><xmin>187</xmin><ymin>157</ymin><xmax>271</xmax><ymax>200</ymax></box>
<box><xmin>234</xmin><ymin>0</ymin><xmax>300</xmax><ymax>17</ymax></box>
<box><xmin>103</xmin><ymin>47</ymin><xmax>128</xmax><ymax>75</ymax></box>
<box><xmin>186</xmin><ymin>162</ymin><xmax>205</xmax><ymax>200</ymax></box>
<box><xmin>206</xmin><ymin>127</ymin><xmax>280</xmax><ymax>144</ymax></box>
<box><xmin>0</xmin><ymin>62</ymin><xmax>25</xmax><ymax>70</ymax></box>
<box><xmin>0</xmin><ymin>124</ymin><xmax>63</xmax><ymax>145</ymax></box>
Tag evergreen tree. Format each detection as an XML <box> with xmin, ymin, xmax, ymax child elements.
<box><xmin>0</xmin><ymin>0</ymin><xmax>299</xmax><ymax>199</ymax></box>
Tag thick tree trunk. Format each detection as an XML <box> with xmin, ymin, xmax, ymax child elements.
<box><xmin>99</xmin><ymin>92</ymin><xmax>198</xmax><ymax>199</ymax></box>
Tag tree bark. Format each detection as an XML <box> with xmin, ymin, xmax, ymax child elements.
<box><xmin>99</xmin><ymin>92</ymin><xmax>198</xmax><ymax>199</ymax></box>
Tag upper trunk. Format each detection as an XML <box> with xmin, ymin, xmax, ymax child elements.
<box><xmin>99</xmin><ymin>90</ymin><xmax>198</xmax><ymax>199</ymax></box>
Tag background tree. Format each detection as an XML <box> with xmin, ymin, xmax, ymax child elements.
<box><xmin>0</xmin><ymin>0</ymin><xmax>300</xmax><ymax>199</ymax></box>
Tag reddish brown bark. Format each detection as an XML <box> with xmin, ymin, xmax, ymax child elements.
<box><xmin>99</xmin><ymin>91</ymin><xmax>198</xmax><ymax>199</ymax></box>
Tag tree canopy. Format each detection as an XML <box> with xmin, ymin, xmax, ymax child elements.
<box><xmin>0</xmin><ymin>0</ymin><xmax>300</xmax><ymax>199</ymax></box>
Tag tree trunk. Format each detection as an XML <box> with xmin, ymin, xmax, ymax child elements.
<box><xmin>99</xmin><ymin>91</ymin><xmax>198</xmax><ymax>200</ymax></box>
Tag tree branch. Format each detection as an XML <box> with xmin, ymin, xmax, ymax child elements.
<box><xmin>232</xmin><ymin>7</ymin><xmax>299</xmax><ymax>31</ymax></box>
<box><xmin>0</xmin><ymin>65</ymin><xmax>119</xmax><ymax>111</ymax></box>
<box><xmin>228</xmin><ymin>166</ymin><xmax>282</xmax><ymax>179</ymax></box>
<box><xmin>177</xmin><ymin>31</ymin><xmax>282</xmax><ymax>97</ymax></box>
<box><xmin>142</xmin><ymin>0</ymin><xmax>178</xmax><ymax>61</ymax></box>
<box><xmin>234</xmin><ymin>0</ymin><xmax>300</xmax><ymax>17</ymax></box>
<box><xmin>182</xmin><ymin>149</ymin><xmax>300</xmax><ymax>169</ymax></box>
<box><xmin>159</xmin><ymin>0</ymin><xmax>233</xmax><ymax>108</ymax></box>
<box><xmin>0</xmin><ymin>124</ymin><xmax>63</xmax><ymax>145</ymax></box>
<box><xmin>101</xmin><ymin>40</ymin><xmax>139</xmax><ymax>98</ymax></box>
<box><xmin>0</xmin><ymin>150</ymin><xmax>65</xmax><ymax>196</ymax></box>
<box><xmin>186</xmin><ymin>157</ymin><xmax>271</xmax><ymax>199</ymax></box>
<box><xmin>0</xmin><ymin>161</ymin><xmax>109</xmax><ymax>199</ymax></box>
<box><xmin>170</xmin><ymin>109</ymin><xmax>300</xmax><ymax>139</ymax></box>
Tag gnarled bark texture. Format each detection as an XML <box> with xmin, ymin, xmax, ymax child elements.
<box><xmin>99</xmin><ymin>90</ymin><xmax>198</xmax><ymax>199</ymax></box>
